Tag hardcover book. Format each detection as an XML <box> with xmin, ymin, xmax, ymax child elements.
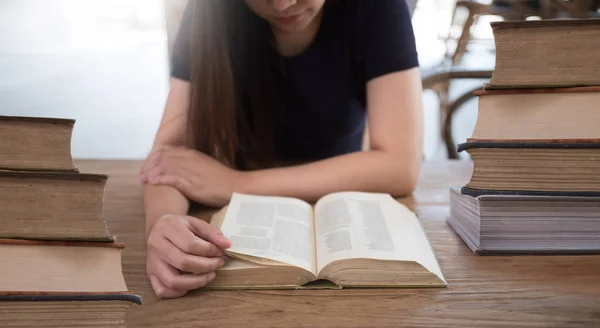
<box><xmin>206</xmin><ymin>192</ymin><xmax>447</xmax><ymax>290</ymax></box>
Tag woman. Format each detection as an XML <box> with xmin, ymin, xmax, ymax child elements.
<box><xmin>140</xmin><ymin>0</ymin><xmax>423</xmax><ymax>299</ymax></box>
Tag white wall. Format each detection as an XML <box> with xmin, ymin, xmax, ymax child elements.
<box><xmin>0</xmin><ymin>0</ymin><xmax>169</xmax><ymax>159</ymax></box>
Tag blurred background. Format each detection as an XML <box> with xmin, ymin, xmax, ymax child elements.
<box><xmin>1</xmin><ymin>0</ymin><xmax>597</xmax><ymax>160</ymax></box>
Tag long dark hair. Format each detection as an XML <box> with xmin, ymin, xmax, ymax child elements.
<box><xmin>186</xmin><ymin>1</ymin><xmax>285</xmax><ymax>170</ymax></box>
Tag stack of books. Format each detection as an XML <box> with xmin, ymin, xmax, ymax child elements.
<box><xmin>0</xmin><ymin>116</ymin><xmax>140</xmax><ymax>327</ymax></box>
<box><xmin>448</xmin><ymin>19</ymin><xmax>600</xmax><ymax>255</ymax></box>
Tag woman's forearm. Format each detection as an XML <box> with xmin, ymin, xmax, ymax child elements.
<box><xmin>241</xmin><ymin>150</ymin><xmax>421</xmax><ymax>202</ymax></box>
<box><xmin>143</xmin><ymin>185</ymin><xmax>190</xmax><ymax>237</ymax></box>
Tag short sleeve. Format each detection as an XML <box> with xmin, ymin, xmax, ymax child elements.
<box><xmin>362</xmin><ymin>0</ymin><xmax>419</xmax><ymax>81</ymax></box>
<box><xmin>170</xmin><ymin>1</ymin><xmax>193</xmax><ymax>81</ymax></box>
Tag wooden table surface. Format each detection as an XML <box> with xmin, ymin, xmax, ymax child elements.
<box><xmin>77</xmin><ymin>160</ymin><xmax>600</xmax><ymax>328</ymax></box>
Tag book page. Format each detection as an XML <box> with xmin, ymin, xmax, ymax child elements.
<box><xmin>219</xmin><ymin>193</ymin><xmax>317</xmax><ymax>276</ymax></box>
<box><xmin>314</xmin><ymin>192</ymin><xmax>444</xmax><ymax>279</ymax></box>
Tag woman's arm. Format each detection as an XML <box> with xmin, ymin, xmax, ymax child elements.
<box><xmin>141</xmin><ymin>68</ymin><xmax>423</xmax><ymax>206</ymax></box>
<box><xmin>143</xmin><ymin>79</ymin><xmax>232</xmax><ymax>299</ymax></box>
<box><xmin>143</xmin><ymin>78</ymin><xmax>192</xmax><ymax>235</ymax></box>
<box><xmin>241</xmin><ymin>68</ymin><xmax>424</xmax><ymax>201</ymax></box>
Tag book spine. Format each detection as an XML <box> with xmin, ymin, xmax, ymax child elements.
<box><xmin>0</xmin><ymin>293</ymin><xmax>142</xmax><ymax>305</ymax></box>
<box><xmin>0</xmin><ymin>171</ymin><xmax>108</xmax><ymax>181</ymax></box>
<box><xmin>475</xmin><ymin>86</ymin><xmax>600</xmax><ymax>96</ymax></box>
<box><xmin>491</xmin><ymin>19</ymin><xmax>600</xmax><ymax>30</ymax></box>
<box><xmin>474</xmin><ymin>248</ymin><xmax>600</xmax><ymax>256</ymax></box>
<box><xmin>0</xmin><ymin>115</ymin><xmax>75</xmax><ymax>126</ymax></box>
<box><xmin>460</xmin><ymin>187</ymin><xmax>600</xmax><ymax>198</ymax></box>
<box><xmin>458</xmin><ymin>140</ymin><xmax>600</xmax><ymax>152</ymax></box>
<box><xmin>0</xmin><ymin>167</ymin><xmax>80</xmax><ymax>173</ymax></box>
<box><xmin>0</xmin><ymin>238</ymin><xmax>125</xmax><ymax>249</ymax></box>
<box><xmin>0</xmin><ymin>235</ymin><xmax>116</xmax><ymax>242</ymax></box>
<box><xmin>483</xmin><ymin>82</ymin><xmax>600</xmax><ymax>90</ymax></box>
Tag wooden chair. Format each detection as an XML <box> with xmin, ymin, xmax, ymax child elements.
<box><xmin>421</xmin><ymin>67</ymin><xmax>493</xmax><ymax>159</ymax></box>
<box><xmin>405</xmin><ymin>0</ymin><xmax>495</xmax><ymax>159</ymax></box>
<box><xmin>435</xmin><ymin>0</ymin><xmax>600</xmax><ymax>159</ymax></box>
<box><xmin>448</xmin><ymin>0</ymin><xmax>600</xmax><ymax>65</ymax></box>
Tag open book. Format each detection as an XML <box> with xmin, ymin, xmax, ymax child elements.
<box><xmin>208</xmin><ymin>192</ymin><xmax>447</xmax><ymax>289</ymax></box>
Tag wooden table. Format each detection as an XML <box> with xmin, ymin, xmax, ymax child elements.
<box><xmin>77</xmin><ymin>160</ymin><xmax>600</xmax><ymax>328</ymax></box>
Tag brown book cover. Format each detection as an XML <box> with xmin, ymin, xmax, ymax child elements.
<box><xmin>470</xmin><ymin>87</ymin><xmax>600</xmax><ymax>141</ymax></box>
<box><xmin>0</xmin><ymin>298</ymin><xmax>136</xmax><ymax>328</ymax></box>
<box><xmin>0</xmin><ymin>115</ymin><xmax>77</xmax><ymax>172</ymax></box>
<box><xmin>486</xmin><ymin>19</ymin><xmax>600</xmax><ymax>89</ymax></box>
<box><xmin>0</xmin><ymin>238</ymin><xmax>141</xmax><ymax>304</ymax></box>
<box><xmin>458</xmin><ymin>140</ymin><xmax>600</xmax><ymax>195</ymax></box>
<box><xmin>0</xmin><ymin>239</ymin><xmax>141</xmax><ymax>304</ymax></box>
<box><xmin>0</xmin><ymin>172</ymin><xmax>113</xmax><ymax>241</ymax></box>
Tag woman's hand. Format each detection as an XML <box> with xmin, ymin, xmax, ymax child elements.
<box><xmin>139</xmin><ymin>146</ymin><xmax>249</xmax><ymax>207</ymax></box>
<box><xmin>146</xmin><ymin>214</ymin><xmax>232</xmax><ymax>299</ymax></box>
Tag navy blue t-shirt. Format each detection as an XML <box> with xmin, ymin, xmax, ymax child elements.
<box><xmin>171</xmin><ymin>0</ymin><xmax>419</xmax><ymax>162</ymax></box>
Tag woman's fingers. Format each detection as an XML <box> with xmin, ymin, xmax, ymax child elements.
<box><xmin>156</xmin><ymin>237</ymin><xmax>225</xmax><ymax>274</ymax></box>
<box><xmin>150</xmin><ymin>175</ymin><xmax>187</xmax><ymax>188</ymax></box>
<box><xmin>140</xmin><ymin>148</ymin><xmax>204</xmax><ymax>185</ymax></box>
<box><xmin>149</xmin><ymin>274</ymin><xmax>187</xmax><ymax>299</ymax></box>
<box><xmin>149</xmin><ymin>259</ymin><xmax>217</xmax><ymax>299</ymax></box>
<box><xmin>156</xmin><ymin>258</ymin><xmax>217</xmax><ymax>290</ymax></box>
<box><xmin>164</xmin><ymin>217</ymin><xmax>225</xmax><ymax>257</ymax></box>
<box><xmin>147</xmin><ymin>214</ymin><xmax>223</xmax><ymax>299</ymax></box>
<box><xmin>184</xmin><ymin>216</ymin><xmax>232</xmax><ymax>250</ymax></box>
<box><xmin>139</xmin><ymin>147</ymin><xmax>170</xmax><ymax>182</ymax></box>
